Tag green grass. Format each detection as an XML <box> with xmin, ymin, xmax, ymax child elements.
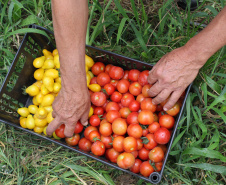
<box><xmin>0</xmin><ymin>0</ymin><xmax>226</xmax><ymax>184</ymax></box>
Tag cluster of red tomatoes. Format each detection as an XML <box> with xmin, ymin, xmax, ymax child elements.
<box><xmin>55</xmin><ymin>62</ymin><xmax>182</xmax><ymax>178</ymax></box>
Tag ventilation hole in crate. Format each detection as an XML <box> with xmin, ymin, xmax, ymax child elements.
<box><xmin>143</xmin><ymin>66</ymin><xmax>147</xmax><ymax>70</ymax></box>
<box><xmin>28</xmin><ymin>36</ymin><xmax>42</xmax><ymax>58</ymax></box>
<box><xmin>6</xmin><ymin>72</ymin><xmax>19</xmax><ymax>92</ymax></box>
<box><xmin>126</xmin><ymin>61</ymin><xmax>132</xmax><ymax>69</ymax></box>
<box><xmin>133</xmin><ymin>62</ymin><xmax>137</xmax><ymax>69</ymax></box>
<box><xmin>14</xmin><ymin>53</ymin><xmax>26</xmax><ymax>74</ymax></box>
<box><xmin>2</xmin><ymin>93</ymin><xmax>21</xmax><ymax>114</ymax></box>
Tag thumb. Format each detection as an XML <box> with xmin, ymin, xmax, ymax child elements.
<box><xmin>80</xmin><ymin>109</ymin><xmax>90</xmax><ymax>126</ymax></box>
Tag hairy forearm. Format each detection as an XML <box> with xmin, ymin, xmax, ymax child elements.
<box><xmin>185</xmin><ymin>6</ymin><xmax>226</xmax><ymax>66</ymax></box>
<box><xmin>51</xmin><ymin>0</ymin><xmax>88</xmax><ymax>89</ymax></box>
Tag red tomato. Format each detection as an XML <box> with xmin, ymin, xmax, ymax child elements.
<box><xmin>90</xmin><ymin>77</ymin><xmax>97</xmax><ymax>84</ymax></box>
<box><xmin>138</xmin><ymin>70</ymin><xmax>149</xmax><ymax>86</ymax></box>
<box><xmin>97</xmin><ymin>72</ymin><xmax>110</xmax><ymax>86</ymax></box>
<box><xmin>140</xmin><ymin>98</ymin><xmax>157</xmax><ymax>112</ymax></box>
<box><xmin>122</xmin><ymin>70</ymin><xmax>129</xmax><ymax>80</ymax></box>
<box><xmin>121</xmin><ymin>93</ymin><xmax>135</xmax><ymax>107</ymax></box>
<box><xmin>102</xmin><ymin>100</ymin><xmax>110</xmax><ymax>111</ymax></box>
<box><xmin>105</xmin><ymin>64</ymin><xmax>113</xmax><ymax>73</ymax></box>
<box><xmin>112</xmin><ymin>118</ymin><xmax>127</xmax><ymax>135</ymax></box>
<box><xmin>113</xmin><ymin>136</ymin><xmax>124</xmax><ymax>152</ymax></box>
<box><xmin>74</xmin><ymin>121</ymin><xmax>84</xmax><ymax>134</ymax></box>
<box><xmin>99</xmin><ymin>122</ymin><xmax>112</xmax><ymax>136</ymax></box>
<box><xmin>127</xmin><ymin>112</ymin><xmax>139</xmax><ymax>125</ymax></box>
<box><xmin>118</xmin><ymin>102</ymin><xmax>124</xmax><ymax>109</ymax></box>
<box><xmin>127</xmin><ymin>124</ymin><xmax>143</xmax><ymax>139</ymax></box>
<box><xmin>105</xmin><ymin>148</ymin><xmax>120</xmax><ymax>163</ymax></box>
<box><xmin>156</xmin><ymin>104</ymin><xmax>163</xmax><ymax>112</ymax></box>
<box><xmin>142</xmin><ymin>128</ymin><xmax>149</xmax><ymax>137</ymax></box>
<box><xmin>84</xmin><ymin>126</ymin><xmax>98</xmax><ymax>139</ymax></box>
<box><xmin>137</xmin><ymin>138</ymin><xmax>143</xmax><ymax>150</ymax></box>
<box><xmin>130</xmin><ymin>158</ymin><xmax>142</xmax><ymax>174</ymax></box>
<box><xmin>117</xmin><ymin>79</ymin><xmax>130</xmax><ymax>93</ymax></box>
<box><xmin>128</xmin><ymin>100</ymin><xmax>140</xmax><ymax>112</ymax></box>
<box><xmin>93</xmin><ymin>107</ymin><xmax>104</xmax><ymax>116</ymax></box>
<box><xmin>138</xmin><ymin>147</ymin><xmax>150</xmax><ymax>160</ymax></box>
<box><xmin>110</xmin><ymin>91</ymin><xmax>122</xmax><ymax>103</ymax></box>
<box><xmin>123</xmin><ymin>136</ymin><xmax>138</xmax><ymax>153</ymax></box>
<box><xmin>148</xmin><ymin>122</ymin><xmax>160</xmax><ymax>133</ymax></box>
<box><xmin>55</xmin><ymin>124</ymin><xmax>65</xmax><ymax>138</ymax></box>
<box><xmin>158</xmin><ymin>111</ymin><xmax>167</xmax><ymax>119</ymax></box>
<box><xmin>159</xmin><ymin>114</ymin><xmax>175</xmax><ymax>129</ymax></box>
<box><xmin>106</xmin><ymin>110</ymin><xmax>121</xmax><ymax>123</ymax></box>
<box><xmin>143</xmin><ymin>133</ymin><xmax>158</xmax><ymax>150</ymax></box>
<box><xmin>89</xmin><ymin>90</ymin><xmax>94</xmax><ymax>96</ymax></box>
<box><xmin>100</xmin><ymin>119</ymin><xmax>108</xmax><ymax>125</ymax></box>
<box><xmin>103</xmin><ymin>83</ymin><xmax>115</xmax><ymax>96</ymax></box>
<box><xmin>78</xmin><ymin>138</ymin><xmax>92</xmax><ymax>152</ymax></box>
<box><xmin>138</xmin><ymin>110</ymin><xmax>154</xmax><ymax>125</ymax></box>
<box><xmin>89</xmin><ymin>130</ymin><xmax>101</xmax><ymax>142</ymax></box>
<box><xmin>140</xmin><ymin>161</ymin><xmax>154</xmax><ymax>177</ymax></box>
<box><xmin>109</xmin><ymin>66</ymin><xmax>124</xmax><ymax>80</ymax></box>
<box><xmin>160</xmin><ymin>98</ymin><xmax>169</xmax><ymax>107</ymax></box>
<box><xmin>89</xmin><ymin>115</ymin><xmax>101</xmax><ymax>127</ymax></box>
<box><xmin>128</xmin><ymin>69</ymin><xmax>140</xmax><ymax>82</ymax></box>
<box><xmin>119</xmin><ymin>107</ymin><xmax>131</xmax><ymax>118</ymax></box>
<box><xmin>158</xmin><ymin>144</ymin><xmax>167</xmax><ymax>153</ymax></box>
<box><xmin>131</xmin><ymin>150</ymin><xmax>138</xmax><ymax>158</ymax></box>
<box><xmin>166</xmin><ymin>102</ymin><xmax>180</xmax><ymax>116</ymax></box>
<box><xmin>110</xmin><ymin>80</ymin><xmax>119</xmax><ymax>88</ymax></box>
<box><xmin>101</xmin><ymin>135</ymin><xmax>113</xmax><ymax>149</ymax></box>
<box><xmin>65</xmin><ymin>134</ymin><xmax>80</xmax><ymax>146</ymax></box>
<box><xmin>149</xmin><ymin>146</ymin><xmax>164</xmax><ymax>162</ymax></box>
<box><xmin>142</xmin><ymin>84</ymin><xmax>152</xmax><ymax>97</ymax></box>
<box><xmin>106</xmin><ymin>102</ymin><xmax>120</xmax><ymax>112</ymax></box>
<box><xmin>91</xmin><ymin>141</ymin><xmax>105</xmax><ymax>156</ymax></box>
<box><xmin>91</xmin><ymin>62</ymin><xmax>105</xmax><ymax>76</ymax></box>
<box><xmin>136</xmin><ymin>94</ymin><xmax>145</xmax><ymax>103</ymax></box>
<box><xmin>155</xmin><ymin>162</ymin><xmax>163</xmax><ymax>172</ymax></box>
<box><xmin>129</xmin><ymin>82</ymin><xmax>142</xmax><ymax>96</ymax></box>
<box><xmin>117</xmin><ymin>152</ymin><xmax>135</xmax><ymax>169</ymax></box>
<box><xmin>154</xmin><ymin>128</ymin><xmax>171</xmax><ymax>144</ymax></box>
<box><xmin>91</xmin><ymin>92</ymin><xmax>106</xmax><ymax>106</ymax></box>
<box><xmin>153</xmin><ymin>113</ymin><xmax>159</xmax><ymax>122</ymax></box>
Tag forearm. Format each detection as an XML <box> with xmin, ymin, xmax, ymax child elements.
<box><xmin>51</xmin><ymin>0</ymin><xmax>88</xmax><ymax>90</ymax></box>
<box><xmin>185</xmin><ymin>6</ymin><xmax>226</xmax><ymax>67</ymax></box>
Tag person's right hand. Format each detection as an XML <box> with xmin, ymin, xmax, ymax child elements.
<box><xmin>147</xmin><ymin>46</ymin><xmax>205</xmax><ymax>111</ymax></box>
<box><xmin>46</xmin><ymin>81</ymin><xmax>90</xmax><ymax>138</ymax></box>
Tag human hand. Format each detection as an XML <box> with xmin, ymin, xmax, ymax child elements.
<box><xmin>148</xmin><ymin>46</ymin><xmax>204</xmax><ymax>111</ymax></box>
<box><xmin>46</xmin><ymin>84</ymin><xmax>90</xmax><ymax>138</ymax></box>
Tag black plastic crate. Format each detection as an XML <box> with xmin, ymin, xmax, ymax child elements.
<box><xmin>0</xmin><ymin>25</ymin><xmax>191</xmax><ymax>184</ymax></box>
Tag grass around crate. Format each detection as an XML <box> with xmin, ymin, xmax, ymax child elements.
<box><xmin>0</xmin><ymin>0</ymin><xmax>226</xmax><ymax>184</ymax></box>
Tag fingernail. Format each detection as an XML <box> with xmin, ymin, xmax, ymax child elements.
<box><xmin>163</xmin><ymin>107</ymin><xmax>168</xmax><ymax>111</ymax></box>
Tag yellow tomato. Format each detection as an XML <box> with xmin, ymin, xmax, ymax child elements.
<box><xmin>42</xmin><ymin>49</ymin><xmax>53</xmax><ymax>57</ymax></box>
<box><xmin>26</xmin><ymin>115</ymin><xmax>35</xmax><ymax>129</ymax></box>
<box><xmin>55</xmin><ymin>77</ymin><xmax>61</xmax><ymax>84</ymax></box>
<box><xmin>88</xmin><ymin>84</ymin><xmax>101</xmax><ymax>92</ymax></box>
<box><xmin>43</xmin><ymin>126</ymin><xmax>52</xmax><ymax>136</ymax></box>
<box><xmin>52</xmin><ymin>49</ymin><xmax>58</xmax><ymax>56</ymax></box>
<box><xmin>36</xmin><ymin>107</ymin><xmax>47</xmax><ymax>119</ymax></box>
<box><xmin>33</xmin><ymin>56</ymin><xmax>45</xmax><ymax>68</ymax></box>
<box><xmin>88</xmin><ymin>71</ymin><xmax>94</xmax><ymax>78</ymax></box>
<box><xmin>54</xmin><ymin>54</ymin><xmax>60</xmax><ymax>69</ymax></box>
<box><xmin>85</xmin><ymin>65</ymin><xmax>89</xmax><ymax>73</ymax></box>
<box><xmin>28</xmin><ymin>105</ymin><xmax>38</xmax><ymax>114</ymax></box>
<box><xmin>26</xmin><ymin>84</ymin><xmax>40</xmax><ymax>96</ymax></box>
<box><xmin>89</xmin><ymin>106</ymin><xmax>93</xmax><ymax>118</ymax></box>
<box><xmin>45</xmin><ymin>69</ymin><xmax>59</xmax><ymax>79</ymax></box>
<box><xmin>34</xmin><ymin>126</ymin><xmax>45</xmax><ymax>134</ymax></box>
<box><xmin>41</xmin><ymin>84</ymin><xmax>50</xmax><ymax>95</ymax></box>
<box><xmin>45</xmin><ymin>55</ymin><xmax>54</xmax><ymax>60</ymax></box>
<box><xmin>53</xmin><ymin>82</ymin><xmax>61</xmax><ymax>93</ymax></box>
<box><xmin>32</xmin><ymin>96</ymin><xmax>39</xmax><ymax>106</ymax></box>
<box><xmin>41</xmin><ymin>94</ymin><xmax>55</xmax><ymax>107</ymax></box>
<box><xmin>43</xmin><ymin>76</ymin><xmax>54</xmax><ymax>92</ymax></box>
<box><xmin>20</xmin><ymin>117</ymin><xmax>27</xmax><ymax>128</ymax></box>
<box><xmin>34</xmin><ymin>68</ymin><xmax>44</xmax><ymax>81</ymax></box>
<box><xmin>17</xmin><ymin>107</ymin><xmax>29</xmax><ymax>117</ymax></box>
<box><xmin>36</xmin><ymin>92</ymin><xmax>44</xmax><ymax>104</ymax></box>
<box><xmin>46</xmin><ymin>112</ymin><xmax>54</xmax><ymax>123</ymax></box>
<box><xmin>34</xmin><ymin>117</ymin><xmax>48</xmax><ymax>127</ymax></box>
<box><xmin>86</xmin><ymin>73</ymin><xmax>91</xmax><ymax>86</ymax></box>
<box><xmin>44</xmin><ymin>106</ymin><xmax>53</xmax><ymax>113</ymax></box>
<box><xmin>85</xmin><ymin>55</ymin><xmax>94</xmax><ymax>68</ymax></box>
<box><xmin>42</xmin><ymin>59</ymin><xmax>55</xmax><ymax>69</ymax></box>
<box><xmin>53</xmin><ymin>132</ymin><xmax>61</xmax><ymax>140</ymax></box>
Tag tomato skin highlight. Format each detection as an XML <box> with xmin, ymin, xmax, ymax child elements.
<box><xmin>91</xmin><ymin>92</ymin><xmax>106</xmax><ymax>107</ymax></box>
<box><xmin>148</xmin><ymin>146</ymin><xmax>165</xmax><ymax>162</ymax></box>
<box><xmin>154</xmin><ymin>128</ymin><xmax>171</xmax><ymax>144</ymax></box>
<box><xmin>159</xmin><ymin>114</ymin><xmax>175</xmax><ymax>129</ymax></box>
<box><xmin>129</xmin><ymin>82</ymin><xmax>142</xmax><ymax>96</ymax></box>
<box><xmin>128</xmin><ymin>100</ymin><xmax>140</xmax><ymax>112</ymax></box>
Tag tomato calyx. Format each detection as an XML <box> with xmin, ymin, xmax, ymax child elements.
<box><xmin>101</xmin><ymin>89</ymin><xmax>109</xmax><ymax>96</ymax></box>
<box><xmin>149</xmin><ymin>160</ymin><xmax>158</xmax><ymax>172</ymax></box>
<box><xmin>141</xmin><ymin>137</ymin><xmax>149</xmax><ymax>144</ymax></box>
<box><xmin>140</xmin><ymin>124</ymin><xmax>148</xmax><ymax>129</ymax></box>
<box><xmin>93</xmin><ymin>137</ymin><xmax>101</xmax><ymax>142</ymax></box>
<box><xmin>98</xmin><ymin>114</ymin><xmax>104</xmax><ymax>120</ymax></box>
